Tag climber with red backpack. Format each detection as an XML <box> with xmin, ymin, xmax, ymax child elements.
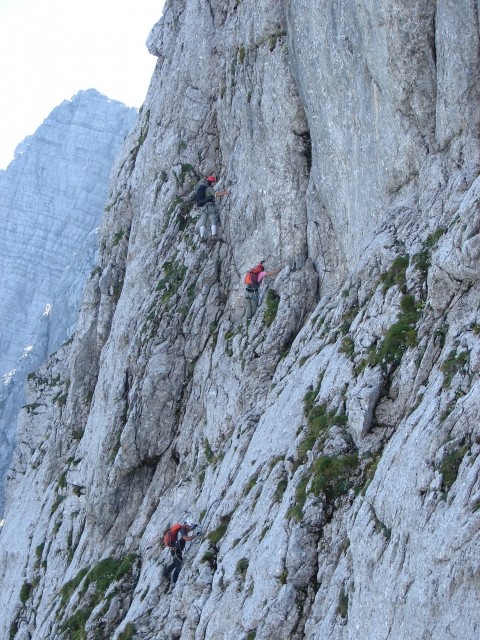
<box><xmin>162</xmin><ymin>520</ymin><xmax>200</xmax><ymax>585</ymax></box>
<box><xmin>244</xmin><ymin>261</ymin><xmax>280</xmax><ymax>320</ymax></box>
<box><xmin>195</xmin><ymin>175</ymin><xmax>230</xmax><ymax>240</ymax></box>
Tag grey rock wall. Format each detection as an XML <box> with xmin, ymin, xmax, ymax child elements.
<box><xmin>0</xmin><ymin>90</ymin><xmax>136</xmax><ymax>513</ymax></box>
<box><xmin>0</xmin><ymin>2</ymin><xmax>479</xmax><ymax>640</ymax></box>
<box><xmin>0</xmin><ymin>89</ymin><xmax>136</xmax><ymax>375</ymax></box>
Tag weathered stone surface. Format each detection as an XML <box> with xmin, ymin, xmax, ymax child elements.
<box><xmin>0</xmin><ymin>89</ymin><xmax>137</xmax><ymax>375</ymax></box>
<box><xmin>1</xmin><ymin>2</ymin><xmax>480</xmax><ymax>640</ymax></box>
<box><xmin>0</xmin><ymin>91</ymin><xmax>136</xmax><ymax>513</ymax></box>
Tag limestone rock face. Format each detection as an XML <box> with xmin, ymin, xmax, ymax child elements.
<box><xmin>1</xmin><ymin>3</ymin><xmax>480</xmax><ymax>640</ymax></box>
<box><xmin>0</xmin><ymin>90</ymin><xmax>136</xmax><ymax>512</ymax></box>
<box><xmin>0</xmin><ymin>89</ymin><xmax>136</xmax><ymax>375</ymax></box>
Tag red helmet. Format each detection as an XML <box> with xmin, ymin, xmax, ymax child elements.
<box><xmin>206</xmin><ymin>175</ymin><xmax>216</xmax><ymax>183</ymax></box>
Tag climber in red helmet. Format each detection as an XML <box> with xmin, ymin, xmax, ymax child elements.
<box><xmin>194</xmin><ymin>174</ymin><xmax>230</xmax><ymax>241</ymax></box>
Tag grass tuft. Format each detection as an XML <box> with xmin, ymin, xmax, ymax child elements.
<box><xmin>207</xmin><ymin>514</ymin><xmax>232</xmax><ymax>545</ymax></box>
<box><xmin>439</xmin><ymin>444</ymin><xmax>469</xmax><ymax>492</ymax></box>
<box><xmin>263</xmin><ymin>289</ymin><xmax>280</xmax><ymax>326</ymax></box>
<box><xmin>379</xmin><ymin>256</ymin><xmax>409</xmax><ymax>291</ymax></box>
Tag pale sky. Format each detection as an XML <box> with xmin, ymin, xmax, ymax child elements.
<box><xmin>0</xmin><ymin>0</ymin><xmax>166</xmax><ymax>169</ymax></box>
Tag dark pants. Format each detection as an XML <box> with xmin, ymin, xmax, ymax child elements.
<box><xmin>164</xmin><ymin>548</ymin><xmax>183</xmax><ymax>583</ymax></box>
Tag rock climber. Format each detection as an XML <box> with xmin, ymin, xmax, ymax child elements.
<box><xmin>244</xmin><ymin>261</ymin><xmax>280</xmax><ymax>320</ymax></box>
<box><xmin>163</xmin><ymin>520</ymin><xmax>201</xmax><ymax>586</ymax></box>
<box><xmin>195</xmin><ymin>175</ymin><xmax>230</xmax><ymax>240</ymax></box>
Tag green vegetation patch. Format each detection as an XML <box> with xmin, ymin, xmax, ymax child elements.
<box><xmin>340</xmin><ymin>336</ymin><xmax>355</xmax><ymax>358</ymax></box>
<box><xmin>87</xmin><ymin>555</ymin><xmax>136</xmax><ymax>594</ymax></box>
<box><xmin>434</xmin><ymin>323</ymin><xmax>448</xmax><ymax>349</ymax></box>
<box><xmin>51</xmin><ymin>494</ymin><xmax>66</xmax><ymax>516</ymax></box>
<box><xmin>298</xmin><ymin>403</ymin><xmax>347</xmax><ymax>463</ymax></box>
<box><xmin>35</xmin><ymin>541</ymin><xmax>45</xmax><ymax>559</ymax></box>
<box><xmin>236</xmin><ymin>558</ymin><xmax>249</xmax><ymax>577</ymax></box>
<box><xmin>20</xmin><ymin>582</ymin><xmax>32</xmax><ymax>605</ymax></box>
<box><xmin>244</xmin><ymin>472</ymin><xmax>259</xmax><ymax>496</ymax></box>
<box><xmin>111</xmin><ymin>429</ymin><xmax>122</xmax><ymax>462</ymax></box>
<box><xmin>175</xmin><ymin>162</ymin><xmax>199</xmax><ymax>188</ymax></box>
<box><xmin>204</xmin><ymin>438</ymin><xmax>217</xmax><ymax>465</ymax></box>
<box><xmin>61</xmin><ymin>607</ymin><xmax>89</xmax><ymax>640</ymax></box>
<box><xmin>59</xmin><ymin>567</ymin><xmax>90</xmax><ymax>608</ymax></box>
<box><xmin>373</xmin><ymin>514</ymin><xmax>391</xmax><ymax>540</ymax></box>
<box><xmin>113</xmin><ymin>230</ymin><xmax>125</xmax><ymax>247</ymax></box>
<box><xmin>412</xmin><ymin>249</ymin><xmax>430</xmax><ymax>278</ymax></box>
<box><xmin>288</xmin><ymin>450</ymin><xmax>359</xmax><ymax>522</ymax></box>
<box><xmin>287</xmin><ymin>475</ymin><xmax>309</xmax><ymax>522</ymax></box>
<box><xmin>200</xmin><ymin>549</ymin><xmax>218</xmax><ymax>571</ymax></box>
<box><xmin>118</xmin><ymin>622</ymin><xmax>136</xmax><ymax>640</ymax></box>
<box><xmin>263</xmin><ymin>289</ymin><xmax>280</xmax><ymax>326</ymax></box>
<box><xmin>156</xmin><ymin>260</ymin><xmax>187</xmax><ymax>304</ymax></box>
<box><xmin>274</xmin><ymin>474</ymin><xmax>288</xmax><ymax>503</ymax></box>
<box><xmin>207</xmin><ymin>514</ymin><xmax>232</xmax><ymax>545</ymax></box>
<box><xmin>440</xmin><ymin>399</ymin><xmax>456</xmax><ymax>422</ymax></box>
<box><xmin>269</xmin><ymin>29</ymin><xmax>287</xmax><ymax>51</ymax></box>
<box><xmin>367</xmin><ymin>294</ymin><xmax>422</xmax><ymax>369</ymax></box>
<box><xmin>53</xmin><ymin>391</ymin><xmax>68</xmax><ymax>406</ymax></box>
<box><xmin>165</xmin><ymin>196</ymin><xmax>195</xmax><ymax>231</ymax></box>
<box><xmin>9</xmin><ymin>621</ymin><xmax>19</xmax><ymax>640</ymax></box>
<box><xmin>59</xmin><ymin>555</ymin><xmax>136</xmax><ymax>609</ymax></box>
<box><xmin>279</xmin><ymin>569</ymin><xmax>288</xmax><ymax>584</ymax></box>
<box><xmin>58</xmin><ymin>471</ymin><xmax>67</xmax><ymax>490</ymax></box>
<box><xmin>113</xmin><ymin>279</ymin><xmax>124</xmax><ymax>303</ymax></box>
<box><xmin>336</xmin><ymin>586</ymin><xmax>348</xmax><ymax>619</ymax></box>
<box><xmin>303</xmin><ymin>375</ymin><xmax>323</xmax><ymax>417</ymax></box>
<box><xmin>439</xmin><ymin>444</ymin><xmax>469</xmax><ymax>492</ymax></box>
<box><xmin>440</xmin><ymin>350</ymin><xmax>470</xmax><ymax>388</ymax></box>
<box><xmin>380</xmin><ymin>255</ymin><xmax>409</xmax><ymax>291</ymax></box>
<box><xmin>137</xmin><ymin>109</ymin><xmax>150</xmax><ymax>147</ymax></box>
<box><xmin>425</xmin><ymin>227</ymin><xmax>446</xmax><ymax>248</ymax></box>
<box><xmin>59</xmin><ymin>555</ymin><xmax>137</xmax><ymax>639</ymax></box>
<box><xmin>310</xmin><ymin>453</ymin><xmax>359</xmax><ymax>501</ymax></box>
<box><xmin>359</xmin><ymin>453</ymin><xmax>382</xmax><ymax>496</ymax></box>
<box><xmin>24</xmin><ymin>402</ymin><xmax>41</xmax><ymax>414</ymax></box>
<box><xmin>340</xmin><ymin>306</ymin><xmax>359</xmax><ymax>335</ymax></box>
<box><xmin>412</xmin><ymin>228</ymin><xmax>447</xmax><ymax>279</ymax></box>
<box><xmin>34</xmin><ymin>542</ymin><xmax>45</xmax><ymax>570</ymax></box>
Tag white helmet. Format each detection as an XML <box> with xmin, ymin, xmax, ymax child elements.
<box><xmin>185</xmin><ymin>519</ymin><xmax>196</xmax><ymax>528</ymax></box>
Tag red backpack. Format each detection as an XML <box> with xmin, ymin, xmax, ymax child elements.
<box><xmin>163</xmin><ymin>523</ymin><xmax>182</xmax><ymax>548</ymax></box>
<box><xmin>244</xmin><ymin>263</ymin><xmax>264</xmax><ymax>287</ymax></box>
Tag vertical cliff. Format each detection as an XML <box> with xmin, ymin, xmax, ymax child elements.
<box><xmin>0</xmin><ymin>90</ymin><xmax>136</xmax><ymax>512</ymax></box>
<box><xmin>1</xmin><ymin>2</ymin><xmax>479</xmax><ymax>639</ymax></box>
<box><xmin>0</xmin><ymin>89</ymin><xmax>136</xmax><ymax>375</ymax></box>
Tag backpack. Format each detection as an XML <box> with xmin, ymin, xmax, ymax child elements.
<box><xmin>163</xmin><ymin>523</ymin><xmax>182</xmax><ymax>548</ymax></box>
<box><xmin>244</xmin><ymin>264</ymin><xmax>264</xmax><ymax>287</ymax></box>
<box><xmin>195</xmin><ymin>183</ymin><xmax>213</xmax><ymax>208</ymax></box>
